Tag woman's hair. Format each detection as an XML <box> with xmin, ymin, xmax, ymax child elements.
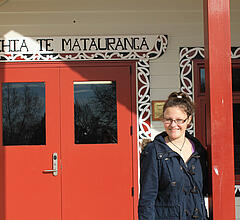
<box><xmin>163</xmin><ymin>91</ymin><xmax>195</xmax><ymax>117</ymax></box>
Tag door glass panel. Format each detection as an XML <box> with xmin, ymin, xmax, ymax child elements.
<box><xmin>74</xmin><ymin>81</ymin><xmax>117</xmax><ymax>144</ymax></box>
<box><xmin>232</xmin><ymin>67</ymin><xmax>240</xmax><ymax>92</ymax></box>
<box><xmin>233</xmin><ymin>103</ymin><xmax>240</xmax><ymax>175</ymax></box>
<box><xmin>2</xmin><ymin>82</ymin><xmax>46</xmax><ymax>146</ymax></box>
<box><xmin>200</xmin><ymin>68</ymin><xmax>205</xmax><ymax>93</ymax></box>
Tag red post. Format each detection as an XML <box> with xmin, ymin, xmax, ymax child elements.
<box><xmin>203</xmin><ymin>0</ymin><xmax>235</xmax><ymax>219</ymax></box>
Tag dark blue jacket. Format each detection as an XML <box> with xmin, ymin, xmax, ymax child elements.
<box><xmin>138</xmin><ymin>131</ymin><xmax>208</xmax><ymax>220</ymax></box>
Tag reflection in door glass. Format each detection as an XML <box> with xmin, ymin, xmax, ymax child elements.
<box><xmin>2</xmin><ymin>82</ymin><xmax>46</xmax><ymax>146</ymax></box>
<box><xmin>232</xmin><ymin>67</ymin><xmax>240</xmax><ymax>91</ymax></box>
<box><xmin>74</xmin><ymin>81</ymin><xmax>117</xmax><ymax>144</ymax></box>
<box><xmin>233</xmin><ymin>103</ymin><xmax>240</xmax><ymax>175</ymax></box>
<box><xmin>200</xmin><ymin>68</ymin><xmax>205</xmax><ymax>93</ymax></box>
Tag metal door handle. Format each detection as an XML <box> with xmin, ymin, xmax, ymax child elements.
<box><xmin>43</xmin><ymin>153</ymin><xmax>58</xmax><ymax>176</ymax></box>
<box><xmin>44</xmin><ymin>169</ymin><xmax>58</xmax><ymax>172</ymax></box>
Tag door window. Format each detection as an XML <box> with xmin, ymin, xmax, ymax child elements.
<box><xmin>74</xmin><ymin>81</ymin><xmax>117</xmax><ymax>144</ymax></box>
<box><xmin>200</xmin><ymin>68</ymin><xmax>206</xmax><ymax>93</ymax></box>
<box><xmin>232</xmin><ymin>67</ymin><xmax>240</xmax><ymax>91</ymax></box>
<box><xmin>2</xmin><ymin>82</ymin><xmax>45</xmax><ymax>146</ymax></box>
<box><xmin>233</xmin><ymin>103</ymin><xmax>240</xmax><ymax>176</ymax></box>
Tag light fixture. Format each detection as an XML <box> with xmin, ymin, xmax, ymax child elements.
<box><xmin>74</xmin><ymin>81</ymin><xmax>113</xmax><ymax>85</ymax></box>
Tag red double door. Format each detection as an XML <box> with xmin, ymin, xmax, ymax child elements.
<box><xmin>0</xmin><ymin>62</ymin><xmax>135</xmax><ymax>220</ymax></box>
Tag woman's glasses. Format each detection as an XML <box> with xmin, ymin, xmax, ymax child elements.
<box><xmin>162</xmin><ymin>118</ymin><xmax>188</xmax><ymax>125</ymax></box>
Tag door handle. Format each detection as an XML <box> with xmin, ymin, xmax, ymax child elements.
<box><xmin>43</xmin><ymin>153</ymin><xmax>58</xmax><ymax>176</ymax></box>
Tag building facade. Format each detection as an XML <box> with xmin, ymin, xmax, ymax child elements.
<box><xmin>0</xmin><ymin>0</ymin><xmax>239</xmax><ymax>219</ymax></box>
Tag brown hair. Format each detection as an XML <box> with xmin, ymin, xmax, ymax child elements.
<box><xmin>163</xmin><ymin>91</ymin><xmax>195</xmax><ymax>117</ymax></box>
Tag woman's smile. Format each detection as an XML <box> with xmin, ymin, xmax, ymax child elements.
<box><xmin>163</xmin><ymin>106</ymin><xmax>191</xmax><ymax>141</ymax></box>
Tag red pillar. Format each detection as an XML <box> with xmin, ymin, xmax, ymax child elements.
<box><xmin>203</xmin><ymin>0</ymin><xmax>235</xmax><ymax>219</ymax></box>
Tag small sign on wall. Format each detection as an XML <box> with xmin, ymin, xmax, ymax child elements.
<box><xmin>152</xmin><ymin>100</ymin><xmax>165</xmax><ymax>121</ymax></box>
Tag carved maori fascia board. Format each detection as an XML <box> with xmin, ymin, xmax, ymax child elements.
<box><xmin>179</xmin><ymin>46</ymin><xmax>240</xmax><ymax>100</ymax></box>
<box><xmin>232</xmin><ymin>47</ymin><xmax>240</xmax><ymax>59</ymax></box>
<box><xmin>179</xmin><ymin>47</ymin><xmax>204</xmax><ymax>135</ymax></box>
<box><xmin>0</xmin><ymin>35</ymin><xmax>168</xmax><ymax>62</ymax></box>
<box><xmin>137</xmin><ymin>60</ymin><xmax>151</xmax><ymax>140</ymax></box>
<box><xmin>0</xmin><ymin>35</ymin><xmax>168</xmax><ymax>143</ymax></box>
<box><xmin>179</xmin><ymin>46</ymin><xmax>240</xmax><ymax>195</ymax></box>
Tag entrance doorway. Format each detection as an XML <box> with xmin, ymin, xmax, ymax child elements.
<box><xmin>0</xmin><ymin>62</ymin><xmax>136</xmax><ymax>220</ymax></box>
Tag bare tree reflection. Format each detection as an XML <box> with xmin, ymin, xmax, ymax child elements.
<box><xmin>74</xmin><ymin>82</ymin><xmax>117</xmax><ymax>144</ymax></box>
<box><xmin>74</xmin><ymin>101</ymin><xmax>100</xmax><ymax>144</ymax></box>
<box><xmin>93</xmin><ymin>83</ymin><xmax>117</xmax><ymax>142</ymax></box>
<box><xmin>2</xmin><ymin>84</ymin><xmax>45</xmax><ymax>145</ymax></box>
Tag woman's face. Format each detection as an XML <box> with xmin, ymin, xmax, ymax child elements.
<box><xmin>163</xmin><ymin>106</ymin><xmax>192</xmax><ymax>140</ymax></box>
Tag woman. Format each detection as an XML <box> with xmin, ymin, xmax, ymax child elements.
<box><xmin>138</xmin><ymin>92</ymin><xmax>208</xmax><ymax>220</ymax></box>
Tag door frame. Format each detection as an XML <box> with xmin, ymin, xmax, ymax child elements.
<box><xmin>0</xmin><ymin>60</ymin><xmax>139</xmax><ymax>220</ymax></box>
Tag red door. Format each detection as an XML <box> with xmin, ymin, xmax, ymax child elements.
<box><xmin>60</xmin><ymin>65</ymin><xmax>133</xmax><ymax>220</ymax></box>
<box><xmin>0</xmin><ymin>62</ymin><xmax>135</xmax><ymax>220</ymax></box>
<box><xmin>0</xmin><ymin>65</ymin><xmax>62</xmax><ymax>220</ymax></box>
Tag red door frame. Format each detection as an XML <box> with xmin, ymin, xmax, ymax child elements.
<box><xmin>193</xmin><ymin>59</ymin><xmax>240</xmax><ymax>184</ymax></box>
<box><xmin>193</xmin><ymin>60</ymin><xmax>207</xmax><ymax>148</ymax></box>
<box><xmin>0</xmin><ymin>61</ymin><xmax>139</xmax><ymax>220</ymax></box>
<box><xmin>203</xmin><ymin>0</ymin><xmax>235</xmax><ymax>219</ymax></box>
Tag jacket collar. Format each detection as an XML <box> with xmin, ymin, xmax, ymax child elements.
<box><xmin>153</xmin><ymin>131</ymin><xmax>205</xmax><ymax>158</ymax></box>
